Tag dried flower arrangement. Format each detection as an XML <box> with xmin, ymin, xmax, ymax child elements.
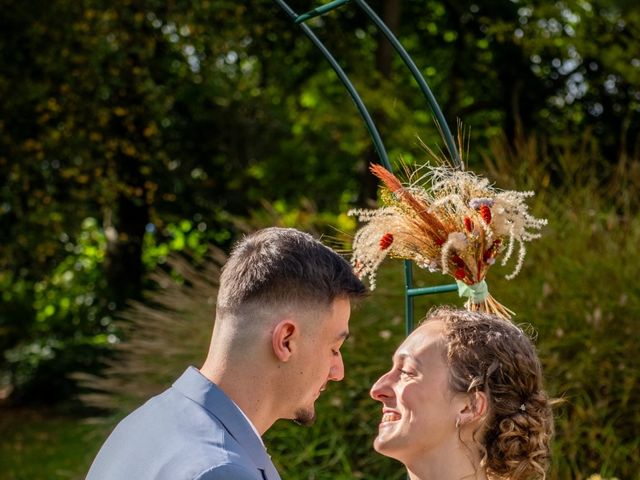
<box><xmin>349</xmin><ymin>160</ymin><xmax>547</xmax><ymax>319</ymax></box>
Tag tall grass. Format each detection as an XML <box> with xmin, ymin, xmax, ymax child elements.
<box><xmin>73</xmin><ymin>249</ymin><xmax>226</xmax><ymax>415</ymax></box>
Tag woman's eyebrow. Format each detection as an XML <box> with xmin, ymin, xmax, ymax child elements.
<box><xmin>392</xmin><ymin>352</ymin><xmax>422</xmax><ymax>368</ymax></box>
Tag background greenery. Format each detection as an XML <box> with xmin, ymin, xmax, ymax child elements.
<box><xmin>0</xmin><ymin>0</ymin><xmax>638</xmax><ymax>478</ymax></box>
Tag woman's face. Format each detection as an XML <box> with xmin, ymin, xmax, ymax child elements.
<box><xmin>370</xmin><ymin>320</ymin><xmax>464</xmax><ymax>464</ymax></box>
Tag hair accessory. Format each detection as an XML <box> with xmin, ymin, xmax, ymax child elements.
<box><xmin>519</xmin><ymin>403</ymin><xmax>526</xmax><ymax>412</ymax></box>
<box><xmin>349</xmin><ymin>161</ymin><xmax>547</xmax><ymax>319</ymax></box>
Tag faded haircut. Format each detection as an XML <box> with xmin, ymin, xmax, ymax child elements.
<box><xmin>216</xmin><ymin>227</ymin><xmax>366</xmax><ymax>319</ymax></box>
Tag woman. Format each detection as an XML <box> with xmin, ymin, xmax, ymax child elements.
<box><xmin>370</xmin><ymin>306</ymin><xmax>554</xmax><ymax>480</ymax></box>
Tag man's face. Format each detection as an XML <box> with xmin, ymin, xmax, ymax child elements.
<box><xmin>289</xmin><ymin>296</ymin><xmax>351</xmax><ymax>426</ymax></box>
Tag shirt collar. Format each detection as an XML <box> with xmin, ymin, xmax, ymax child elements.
<box><xmin>229</xmin><ymin>396</ymin><xmax>265</xmax><ymax>447</ymax></box>
<box><xmin>172</xmin><ymin>367</ymin><xmax>271</xmax><ymax>470</ymax></box>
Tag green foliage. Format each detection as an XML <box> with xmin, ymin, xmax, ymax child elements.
<box><xmin>3</xmin><ymin>218</ymin><xmax>113</xmax><ymax>402</ymax></box>
<box><xmin>142</xmin><ymin>219</ymin><xmax>211</xmax><ymax>267</ymax></box>
<box><xmin>525</xmin><ymin>200</ymin><xmax>640</xmax><ymax>479</ymax></box>
<box><xmin>1</xmin><ymin>216</ymin><xmax>213</xmax><ymax>403</ymax></box>
<box><xmin>32</xmin><ymin>218</ymin><xmax>109</xmax><ymax>335</ymax></box>
<box><xmin>3</xmin><ymin>0</ymin><xmax>637</xmax><ymax>295</ymax></box>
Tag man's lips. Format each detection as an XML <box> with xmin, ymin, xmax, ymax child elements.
<box><xmin>313</xmin><ymin>384</ymin><xmax>328</xmax><ymax>400</ymax></box>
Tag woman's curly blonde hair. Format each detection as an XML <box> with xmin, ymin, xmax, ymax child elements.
<box><xmin>425</xmin><ymin>306</ymin><xmax>554</xmax><ymax>480</ymax></box>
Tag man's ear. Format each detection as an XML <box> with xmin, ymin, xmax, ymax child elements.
<box><xmin>457</xmin><ymin>390</ymin><xmax>489</xmax><ymax>427</ymax></box>
<box><xmin>272</xmin><ymin>320</ymin><xmax>297</xmax><ymax>362</ymax></box>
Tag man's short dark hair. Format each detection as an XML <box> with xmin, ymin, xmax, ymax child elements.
<box><xmin>216</xmin><ymin>227</ymin><xmax>366</xmax><ymax>317</ymax></box>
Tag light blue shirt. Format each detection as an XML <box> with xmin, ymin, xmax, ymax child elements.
<box><xmin>87</xmin><ymin>367</ymin><xmax>281</xmax><ymax>480</ymax></box>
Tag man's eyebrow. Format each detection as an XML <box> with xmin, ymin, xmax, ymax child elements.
<box><xmin>335</xmin><ymin>331</ymin><xmax>350</xmax><ymax>341</ymax></box>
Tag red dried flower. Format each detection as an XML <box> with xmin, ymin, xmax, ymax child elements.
<box><xmin>483</xmin><ymin>238</ymin><xmax>502</xmax><ymax>262</ymax></box>
<box><xmin>452</xmin><ymin>254</ymin><xmax>465</xmax><ymax>268</ymax></box>
<box><xmin>464</xmin><ymin>216</ymin><xmax>474</xmax><ymax>232</ymax></box>
<box><xmin>454</xmin><ymin>267</ymin><xmax>466</xmax><ymax>280</ymax></box>
<box><xmin>379</xmin><ymin>232</ymin><xmax>394</xmax><ymax>250</ymax></box>
<box><xmin>479</xmin><ymin>205</ymin><xmax>492</xmax><ymax>224</ymax></box>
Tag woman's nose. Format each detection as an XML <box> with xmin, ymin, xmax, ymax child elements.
<box><xmin>370</xmin><ymin>371</ymin><xmax>393</xmax><ymax>401</ymax></box>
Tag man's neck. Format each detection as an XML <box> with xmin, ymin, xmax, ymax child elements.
<box><xmin>200</xmin><ymin>357</ymin><xmax>277</xmax><ymax>436</ymax></box>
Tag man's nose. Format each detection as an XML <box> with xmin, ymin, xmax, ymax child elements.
<box><xmin>329</xmin><ymin>352</ymin><xmax>345</xmax><ymax>382</ymax></box>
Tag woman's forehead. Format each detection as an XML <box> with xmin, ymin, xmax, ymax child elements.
<box><xmin>396</xmin><ymin>321</ymin><xmax>446</xmax><ymax>359</ymax></box>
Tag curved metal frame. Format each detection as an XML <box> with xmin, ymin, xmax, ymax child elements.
<box><xmin>273</xmin><ymin>0</ymin><xmax>459</xmax><ymax>334</ymax></box>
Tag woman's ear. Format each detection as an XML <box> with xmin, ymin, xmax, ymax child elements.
<box><xmin>457</xmin><ymin>390</ymin><xmax>489</xmax><ymax>427</ymax></box>
<box><xmin>272</xmin><ymin>320</ymin><xmax>297</xmax><ymax>362</ymax></box>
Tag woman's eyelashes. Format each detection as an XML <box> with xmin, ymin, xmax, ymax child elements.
<box><xmin>398</xmin><ymin>367</ymin><xmax>416</xmax><ymax>378</ymax></box>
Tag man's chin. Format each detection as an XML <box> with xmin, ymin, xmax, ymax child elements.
<box><xmin>293</xmin><ymin>407</ymin><xmax>316</xmax><ymax>427</ymax></box>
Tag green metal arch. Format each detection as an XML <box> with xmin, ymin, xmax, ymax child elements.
<box><xmin>273</xmin><ymin>0</ymin><xmax>459</xmax><ymax>334</ymax></box>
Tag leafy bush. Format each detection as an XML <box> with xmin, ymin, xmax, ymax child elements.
<box><xmin>3</xmin><ymin>218</ymin><xmax>113</xmax><ymax>403</ymax></box>
<box><xmin>1</xmin><ymin>217</ymin><xmax>213</xmax><ymax>404</ymax></box>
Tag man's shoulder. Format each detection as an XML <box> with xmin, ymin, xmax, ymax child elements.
<box><xmin>130</xmin><ymin>388</ymin><xmax>242</xmax><ymax>447</ymax></box>
<box><xmin>88</xmin><ymin>411</ymin><xmax>258</xmax><ymax>479</ymax></box>
<box><xmin>88</xmin><ymin>370</ymin><xmax>273</xmax><ymax>480</ymax></box>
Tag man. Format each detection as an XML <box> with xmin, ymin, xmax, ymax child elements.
<box><xmin>87</xmin><ymin>227</ymin><xmax>366</xmax><ymax>480</ymax></box>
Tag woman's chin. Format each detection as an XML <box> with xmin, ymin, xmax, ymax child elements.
<box><xmin>373</xmin><ymin>436</ymin><xmax>403</xmax><ymax>460</ymax></box>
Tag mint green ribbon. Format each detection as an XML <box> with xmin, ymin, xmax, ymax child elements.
<box><xmin>456</xmin><ymin>280</ymin><xmax>489</xmax><ymax>302</ymax></box>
